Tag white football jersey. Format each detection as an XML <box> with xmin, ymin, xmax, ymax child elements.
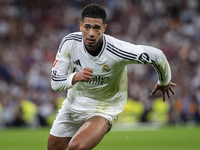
<box><xmin>51</xmin><ymin>32</ymin><xmax>171</xmax><ymax>120</ymax></box>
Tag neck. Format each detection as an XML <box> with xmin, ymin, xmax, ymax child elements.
<box><xmin>85</xmin><ymin>42</ymin><xmax>103</xmax><ymax>56</ymax></box>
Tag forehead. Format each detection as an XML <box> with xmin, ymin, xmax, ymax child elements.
<box><xmin>82</xmin><ymin>17</ymin><xmax>103</xmax><ymax>25</ymax></box>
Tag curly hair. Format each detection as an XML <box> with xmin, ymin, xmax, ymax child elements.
<box><xmin>81</xmin><ymin>4</ymin><xmax>107</xmax><ymax>24</ymax></box>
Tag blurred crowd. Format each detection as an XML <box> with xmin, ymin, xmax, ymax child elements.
<box><xmin>0</xmin><ymin>0</ymin><xmax>200</xmax><ymax>127</ymax></box>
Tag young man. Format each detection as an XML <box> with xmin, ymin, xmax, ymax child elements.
<box><xmin>47</xmin><ymin>4</ymin><xmax>176</xmax><ymax>150</ymax></box>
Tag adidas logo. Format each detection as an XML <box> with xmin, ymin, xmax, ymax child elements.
<box><xmin>73</xmin><ymin>59</ymin><xmax>81</xmax><ymax>66</ymax></box>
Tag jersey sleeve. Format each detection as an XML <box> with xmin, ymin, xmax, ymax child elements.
<box><xmin>51</xmin><ymin>36</ymin><xmax>76</xmax><ymax>91</ymax></box>
<box><xmin>133</xmin><ymin>45</ymin><xmax>171</xmax><ymax>86</ymax></box>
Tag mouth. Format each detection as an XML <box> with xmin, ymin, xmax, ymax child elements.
<box><xmin>86</xmin><ymin>38</ymin><xmax>95</xmax><ymax>44</ymax></box>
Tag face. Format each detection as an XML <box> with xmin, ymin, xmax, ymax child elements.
<box><xmin>79</xmin><ymin>17</ymin><xmax>107</xmax><ymax>51</ymax></box>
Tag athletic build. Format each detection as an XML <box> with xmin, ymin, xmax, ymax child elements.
<box><xmin>47</xmin><ymin>4</ymin><xmax>176</xmax><ymax>150</ymax></box>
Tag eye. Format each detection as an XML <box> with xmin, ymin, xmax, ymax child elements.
<box><xmin>84</xmin><ymin>25</ymin><xmax>90</xmax><ymax>30</ymax></box>
<box><xmin>94</xmin><ymin>26</ymin><xmax>101</xmax><ymax>30</ymax></box>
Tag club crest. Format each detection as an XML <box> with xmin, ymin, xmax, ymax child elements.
<box><xmin>102</xmin><ymin>64</ymin><xmax>110</xmax><ymax>72</ymax></box>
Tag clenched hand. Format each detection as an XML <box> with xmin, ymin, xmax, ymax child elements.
<box><xmin>72</xmin><ymin>68</ymin><xmax>93</xmax><ymax>85</ymax></box>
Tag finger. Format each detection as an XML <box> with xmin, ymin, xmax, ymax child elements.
<box><xmin>162</xmin><ymin>92</ymin><xmax>165</xmax><ymax>102</ymax></box>
<box><xmin>84</xmin><ymin>74</ymin><xmax>93</xmax><ymax>79</ymax></box>
<box><xmin>84</xmin><ymin>72</ymin><xmax>93</xmax><ymax>76</ymax></box>
<box><xmin>150</xmin><ymin>89</ymin><xmax>157</xmax><ymax>96</ymax></box>
<box><xmin>80</xmin><ymin>73</ymin><xmax>93</xmax><ymax>81</ymax></box>
<box><xmin>170</xmin><ymin>82</ymin><xmax>176</xmax><ymax>87</ymax></box>
<box><xmin>166</xmin><ymin>90</ymin><xmax>171</xmax><ymax>99</ymax></box>
<box><xmin>169</xmin><ymin>87</ymin><xmax>175</xmax><ymax>95</ymax></box>
<box><xmin>82</xmin><ymin>70</ymin><xmax>93</xmax><ymax>76</ymax></box>
<box><xmin>84</xmin><ymin>68</ymin><xmax>93</xmax><ymax>73</ymax></box>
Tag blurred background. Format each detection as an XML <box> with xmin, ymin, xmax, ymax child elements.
<box><xmin>0</xmin><ymin>0</ymin><xmax>200</xmax><ymax>128</ymax></box>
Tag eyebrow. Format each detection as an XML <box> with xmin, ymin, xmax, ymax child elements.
<box><xmin>84</xmin><ymin>24</ymin><xmax>101</xmax><ymax>28</ymax></box>
<box><xmin>94</xmin><ymin>25</ymin><xmax>101</xmax><ymax>28</ymax></box>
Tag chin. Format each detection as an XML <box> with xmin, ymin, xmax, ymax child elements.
<box><xmin>86</xmin><ymin>43</ymin><xmax>95</xmax><ymax>48</ymax></box>
<box><xmin>87</xmin><ymin>45</ymin><xmax>94</xmax><ymax>47</ymax></box>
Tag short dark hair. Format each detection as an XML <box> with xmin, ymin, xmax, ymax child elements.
<box><xmin>81</xmin><ymin>4</ymin><xmax>107</xmax><ymax>24</ymax></box>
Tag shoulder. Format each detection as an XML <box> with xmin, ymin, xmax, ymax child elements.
<box><xmin>104</xmin><ymin>34</ymin><xmax>137</xmax><ymax>50</ymax></box>
<box><xmin>104</xmin><ymin>34</ymin><xmax>118</xmax><ymax>44</ymax></box>
<box><xmin>63</xmin><ymin>32</ymin><xmax>82</xmax><ymax>42</ymax></box>
<box><xmin>59</xmin><ymin>32</ymin><xmax>82</xmax><ymax>51</ymax></box>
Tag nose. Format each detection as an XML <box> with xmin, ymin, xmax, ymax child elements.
<box><xmin>89</xmin><ymin>29</ymin><xmax>94</xmax><ymax>37</ymax></box>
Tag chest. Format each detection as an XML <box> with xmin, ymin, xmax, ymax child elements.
<box><xmin>70</xmin><ymin>48</ymin><xmax>121</xmax><ymax>76</ymax></box>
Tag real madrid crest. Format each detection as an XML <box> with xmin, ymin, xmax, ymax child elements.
<box><xmin>102</xmin><ymin>64</ymin><xmax>110</xmax><ymax>72</ymax></box>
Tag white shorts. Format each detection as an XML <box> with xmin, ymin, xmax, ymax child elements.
<box><xmin>50</xmin><ymin>100</ymin><xmax>115</xmax><ymax>137</ymax></box>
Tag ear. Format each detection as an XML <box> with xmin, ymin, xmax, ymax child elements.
<box><xmin>79</xmin><ymin>21</ymin><xmax>82</xmax><ymax>31</ymax></box>
<box><xmin>103</xmin><ymin>24</ymin><xmax>107</xmax><ymax>33</ymax></box>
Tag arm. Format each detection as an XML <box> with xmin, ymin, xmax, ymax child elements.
<box><xmin>137</xmin><ymin>45</ymin><xmax>176</xmax><ymax>101</ymax></box>
<box><xmin>51</xmin><ymin>62</ymin><xmax>93</xmax><ymax>91</ymax></box>
<box><xmin>51</xmin><ymin>36</ymin><xmax>75</xmax><ymax>92</ymax></box>
<box><xmin>51</xmin><ymin>36</ymin><xmax>93</xmax><ymax>91</ymax></box>
<box><xmin>51</xmin><ymin>59</ymin><xmax>75</xmax><ymax>92</ymax></box>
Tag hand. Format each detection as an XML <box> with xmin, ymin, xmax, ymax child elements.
<box><xmin>150</xmin><ymin>81</ymin><xmax>176</xmax><ymax>102</ymax></box>
<box><xmin>72</xmin><ymin>68</ymin><xmax>93</xmax><ymax>85</ymax></box>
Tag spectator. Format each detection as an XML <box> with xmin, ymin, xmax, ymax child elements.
<box><xmin>0</xmin><ymin>0</ymin><xmax>199</xmax><ymax>127</ymax></box>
